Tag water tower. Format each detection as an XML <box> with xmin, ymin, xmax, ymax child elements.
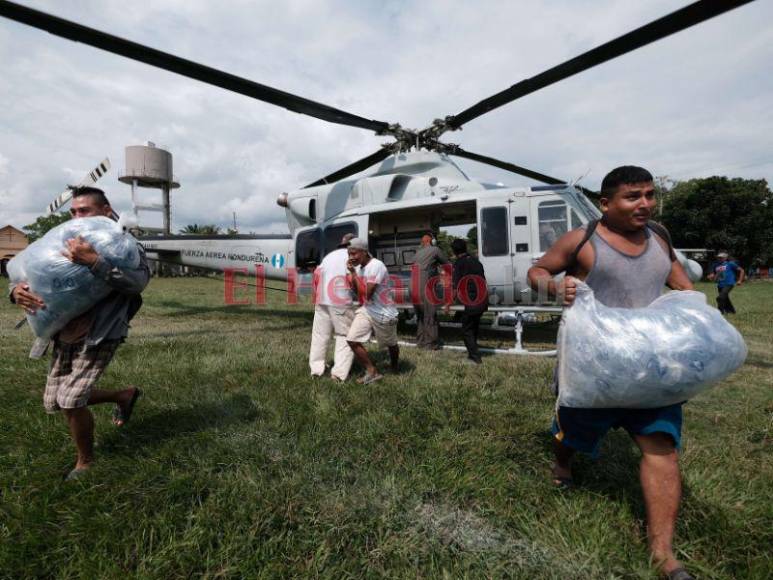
<box><xmin>118</xmin><ymin>142</ymin><xmax>180</xmax><ymax>234</ymax></box>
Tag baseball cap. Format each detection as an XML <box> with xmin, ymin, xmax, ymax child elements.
<box><xmin>348</xmin><ymin>237</ymin><xmax>368</xmax><ymax>251</ymax></box>
<box><xmin>337</xmin><ymin>233</ymin><xmax>355</xmax><ymax>248</ymax></box>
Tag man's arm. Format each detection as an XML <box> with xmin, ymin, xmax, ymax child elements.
<box><xmin>665</xmin><ymin>260</ymin><xmax>694</xmax><ymax>291</ymax></box>
<box><xmin>435</xmin><ymin>247</ymin><xmax>450</xmax><ymax>265</ymax></box>
<box><xmin>527</xmin><ymin>229</ymin><xmax>585</xmax><ymax>306</ymax></box>
<box><xmin>65</xmin><ymin>236</ymin><xmax>150</xmax><ymax>294</ymax></box>
<box><xmin>365</xmin><ymin>281</ymin><xmax>378</xmax><ymax>301</ymax></box>
<box><xmin>9</xmin><ymin>283</ymin><xmax>46</xmax><ymax>314</ymax></box>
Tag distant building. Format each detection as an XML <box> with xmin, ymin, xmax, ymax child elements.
<box><xmin>0</xmin><ymin>225</ymin><xmax>28</xmax><ymax>277</ymax></box>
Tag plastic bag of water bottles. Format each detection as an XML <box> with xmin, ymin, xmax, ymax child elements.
<box><xmin>8</xmin><ymin>217</ymin><xmax>140</xmax><ymax>341</ymax></box>
<box><xmin>557</xmin><ymin>280</ymin><xmax>747</xmax><ymax>408</ymax></box>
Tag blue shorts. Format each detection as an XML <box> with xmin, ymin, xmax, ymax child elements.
<box><xmin>551</xmin><ymin>403</ymin><xmax>683</xmax><ymax>458</ymax></box>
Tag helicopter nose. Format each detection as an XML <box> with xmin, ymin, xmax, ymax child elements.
<box><xmin>276</xmin><ymin>192</ymin><xmax>289</xmax><ymax>207</ymax></box>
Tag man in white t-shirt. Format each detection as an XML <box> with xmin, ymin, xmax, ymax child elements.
<box><xmin>309</xmin><ymin>233</ymin><xmax>357</xmax><ymax>381</ymax></box>
<box><xmin>345</xmin><ymin>237</ymin><xmax>399</xmax><ymax>384</ymax></box>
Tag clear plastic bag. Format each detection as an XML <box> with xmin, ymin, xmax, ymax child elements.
<box><xmin>8</xmin><ymin>217</ymin><xmax>140</xmax><ymax>340</ymax></box>
<box><xmin>557</xmin><ymin>281</ymin><xmax>747</xmax><ymax>408</ymax></box>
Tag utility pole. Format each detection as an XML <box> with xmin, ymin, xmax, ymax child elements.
<box><xmin>655</xmin><ymin>175</ymin><xmax>674</xmax><ymax>218</ymax></box>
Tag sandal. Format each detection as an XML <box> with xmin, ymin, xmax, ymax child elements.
<box><xmin>357</xmin><ymin>372</ymin><xmax>383</xmax><ymax>385</ymax></box>
<box><xmin>112</xmin><ymin>388</ymin><xmax>141</xmax><ymax>427</ymax></box>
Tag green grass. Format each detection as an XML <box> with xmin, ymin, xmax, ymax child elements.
<box><xmin>0</xmin><ymin>278</ymin><xmax>771</xmax><ymax>579</ymax></box>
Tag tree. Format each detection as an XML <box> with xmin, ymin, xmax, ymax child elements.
<box><xmin>23</xmin><ymin>212</ymin><xmax>71</xmax><ymax>242</ymax></box>
<box><xmin>179</xmin><ymin>224</ymin><xmax>221</xmax><ymax>235</ymax></box>
<box><xmin>660</xmin><ymin>177</ymin><xmax>773</xmax><ymax>266</ymax></box>
<box><xmin>465</xmin><ymin>225</ymin><xmax>478</xmax><ymax>255</ymax></box>
<box><xmin>435</xmin><ymin>230</ymin><xmax>455</xmax><ymax>258</ymax></box>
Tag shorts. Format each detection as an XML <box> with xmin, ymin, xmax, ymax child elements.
<box><xmin>43</xmin><ymin>340</ymin><xmax>120</xmax><ymax>413</ymax></box>
<box><xmin>551</xmin><ymin>403</ymin><xmax>683</xmax><ymax>458</ymax></box>
<box><xmin>346</xmin><ymin>307</ymin><xmax>398</xmax><ymax>347</ymax></box>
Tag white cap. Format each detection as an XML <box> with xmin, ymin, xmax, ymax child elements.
<box><xmin>348</xmin><ymin>237</ymin><xmax>368</xmax><ymax>251</ymax></box>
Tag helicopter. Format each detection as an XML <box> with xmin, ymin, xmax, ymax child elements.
<box><xmin>2</xmin><ymin>0</ymin><xmax>752</xmax><ymax>353</ymax></box>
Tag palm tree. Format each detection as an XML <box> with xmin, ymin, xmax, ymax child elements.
<box><xmin>179</xmin><ymin>224</ymin><xmax>221</xmax><ymax>235</ymax></box>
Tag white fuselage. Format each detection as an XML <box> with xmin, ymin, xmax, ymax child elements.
<box><xmin>140</xmin><ymin>150</ymin><xmax>700</xmax><ymax>302</ymax></box>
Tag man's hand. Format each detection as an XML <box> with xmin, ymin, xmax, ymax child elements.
<box><xmin>557</xmin><ymin>276</ymin><xmax>577</xmax><ymax>307</ymax></box>
<box><xmin>11</xmin><ymin>283</ymin><xmax>45</xmax><ymax>314</ymax></box>
<box><xmin>62</xmin><ymin>236</ymin><xmax>99</xmax><ymax>266</ymax></box>
<box><xmin>443</xmin><ymin>304</ymin><xmax>451</xmax><ymax>316</ymax></box>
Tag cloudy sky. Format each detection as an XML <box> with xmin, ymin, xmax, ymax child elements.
<box><xmin>1</xmin><ymin>0</ymin><xmax>771</xmax><ymax>233</ymax></box>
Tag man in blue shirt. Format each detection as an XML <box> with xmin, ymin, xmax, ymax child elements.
<box><xmin>708</xmin><ymin>252</ymin><xmax>745</xmax><ymax>314</ymax></box>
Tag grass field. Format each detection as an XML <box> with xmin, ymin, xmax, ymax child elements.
<box><xmin>1</xmin><ymin>277</ymin><xmax>771</xmax><ymax>579</ymax></box>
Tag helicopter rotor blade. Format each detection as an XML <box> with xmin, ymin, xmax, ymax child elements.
<box><xmin>304</xmin><ymin>148</ymin><xmax>393</xmax><ymax>188</ymax></box>
<box><xmin>0</xmin><ymin>0</ymin><xmax>392</xmax><ymax>134</ymax></box>
<box><xmin>442</xmin><ymin>0</ymin><xmax>755</xmax><ymax>132</ymax></box>
<box><xmin>450</xmin><ymin>147</ymin><xmax>597</xmax><ymax>196</ymax></box>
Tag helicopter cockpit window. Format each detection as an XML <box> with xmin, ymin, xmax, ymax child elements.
<box><xmin>538</xmin><ymin>200</ymin><xmax>569</xmax><ymax>252</ymax></box>
<box><xmin>323</xmin><ymin>222</ymin><xmax>358</xmax><ymax>254</ymax></box>
<box><xmin>296</xmin><ymin>228</ymin><xmax>321</xmax><ymax>272</ymax></box>
<box><xmin>481</xmin><ymin>207</ymin><xmax>509</xmax><ymax>256</ymax></box>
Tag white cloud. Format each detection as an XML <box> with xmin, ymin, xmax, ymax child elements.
<box><xmin>1</xmin><ymin>0</ymin><xmax>772</xmax><ymax>233</ymax></box>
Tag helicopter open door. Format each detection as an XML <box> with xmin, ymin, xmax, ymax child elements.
<box><xmin>477</xmin><ymin>196</ymin><xmax>515</xmax><ymax>304</ymax></box>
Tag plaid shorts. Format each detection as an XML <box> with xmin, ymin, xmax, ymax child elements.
<box><xmin>44</xmin><ymin>340</ymin><xmax>120</xmax><ymax>413</ymax></box>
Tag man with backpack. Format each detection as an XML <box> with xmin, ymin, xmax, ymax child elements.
<box><xmin>9</xmin><ymin>187</ymin><xmax>149</xmax><ymax>481</ymax></box>
<box><xmin>528</xmin><ymin>166</ymin><xmax>695</xmax><ymax>580</ymax></box>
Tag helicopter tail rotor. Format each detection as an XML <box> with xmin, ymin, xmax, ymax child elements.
<box><xmin>46</xmin><ymin>157</ymin><xmax>111</xmax><ymax>214</ymax></box>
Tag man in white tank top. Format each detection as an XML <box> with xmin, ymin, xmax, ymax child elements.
<box><xmin>528</xmin><ymin>166</ymin><xmax>696</xmax><ymax>580</ymax></box>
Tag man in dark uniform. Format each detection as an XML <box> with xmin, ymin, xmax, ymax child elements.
<box><xmin>412</xmin><ymin>233</ymin><xmax>449</xmax><ymax>349</ymax></box>
<box><xmin>445</xmin><ymin>239</ymin><xmax>488</xmax><ymax>364</ymax></box>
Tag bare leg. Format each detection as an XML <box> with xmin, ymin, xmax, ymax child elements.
<box><xmin>388</xmin><ymin>345</ymin><xmax>399</xmax><ymax>372</ymax></box>
<box><xmin>552</xmin><ymin>437</ymin><xmax>575</xmax><ymax>483</ymax></box>
<box><xmin>88</xmin><ymin>387</ymin><xmax>138</xmax><ymax>426</ymax></box>
<box><xmin>348</xmin><ymin>341</ymin><xmax>377</xmax><ymax>376</ymax></box>
<box><xmin>63</xmin><ymin>407</ymin><xmax>95</xmax><ymax>470</ymax></box>
<box><xmin>633</xmin><ymin>433</ymin><xmax>683</xmax><ymax>576</ymax></box>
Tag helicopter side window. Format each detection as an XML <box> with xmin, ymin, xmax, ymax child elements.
<box><xmin>571</xmin><ymin>208</ymin><xmax>583</xmax><ymax>230</ymax></box>
<box><xmin>381</xmin><ymin>251</ymin><xmax>397</xmax><ymax>267</ymax></box>
<box><xmin>323</xmin><ymin>222</ymin><xmax>358</xmax><ymax>254</ymax></box>
<box><xmin>538</xmin><ymin>200</ymin><xmax>569</xmax><ymax>252</ymax></box>
<box><xmin>481</xmin><ymin>207</ymin><xmax>509</xmax><ymax>256</ymax></box>
<box><xmin>296</xmin><ymin>228</ymin><xmax>321</xmax><ymax>272</ymax></box>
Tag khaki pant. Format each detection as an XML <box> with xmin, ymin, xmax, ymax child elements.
<box><xmin>347</xmin><ymin>307</ymin><xmax>398</xmax><ymax>347</ymax></box>
<box><xmin>309</xmin><ymin>305</ymin><xmax>356</xmax><ymax>380</ymax></box>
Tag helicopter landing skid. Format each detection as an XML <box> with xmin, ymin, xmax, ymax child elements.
<box><xmin>400</xmin><ymin>306</ymin><xmax>561</xmax><ymax>357</ymax></box>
